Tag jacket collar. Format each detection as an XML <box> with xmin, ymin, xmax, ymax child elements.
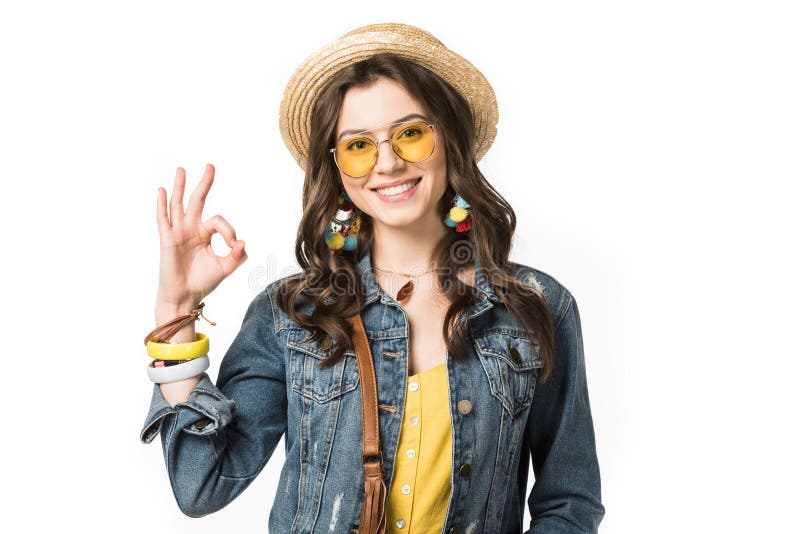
<box><xmin>354</xmin><ymin>246</ymin><xmax>500</xmax><ymax>316</ymax></box>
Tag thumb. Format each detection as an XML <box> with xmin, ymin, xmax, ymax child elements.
<box><xmin>220</xmin><ymin>239</ymin><xmax>248</xmax><ymax>275</ymax></box>
<box><xmin>231</xmin><ymin>239</ymin><xmax>247</xmax><ymax>263</ymax></box>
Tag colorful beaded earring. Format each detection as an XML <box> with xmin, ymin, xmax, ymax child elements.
<box><xmin>443</xmin><ymin>193</ymin><xmax>471</xmax><ymax>232</ymax></box>
<box><xmin>324</xmin><ymin>190</ymin><xmax>361</xmax><ymax>255</ymax></box>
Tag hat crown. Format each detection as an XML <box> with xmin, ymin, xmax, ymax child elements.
<box><xmin>279</xmin><ymin>23</ymin><xmax>498</xmax><ymax>172</ymax></box>
<box><xmin>340</xmin><ymin>23</ymin><xmax>446</xmax><ymax>48</ymax></box>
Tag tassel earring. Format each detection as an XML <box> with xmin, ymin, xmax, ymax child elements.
<box><xmin>325</xmin><ymin>190</ymin><xmax>361</xmax><ymax>255</ymax></box>
<box><xmin>443</xmin><ymin>193</ymin><xmax>471</xmax><ymax>232</ymax></box>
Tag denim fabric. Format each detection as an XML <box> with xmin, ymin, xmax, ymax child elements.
<box><xmin>140</xmin><ymin>249</ymin><xmax>605</xmax><ymax>533</ymax></box>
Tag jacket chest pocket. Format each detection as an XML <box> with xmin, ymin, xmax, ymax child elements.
<box><xmin>474</xmin><ymin>332</ymin><xmax>543</xmax><ymax>417</ymax></box>
<box><xmin>287</xmin><ymin>328</ymin><xmax>360</xmax><ymax>403</ymax></box>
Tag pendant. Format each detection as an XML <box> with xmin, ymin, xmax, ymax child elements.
<box><xmin>396</xmin><ymin>279</ymin><xmax>414</xmax><ymax>302</ymax></box>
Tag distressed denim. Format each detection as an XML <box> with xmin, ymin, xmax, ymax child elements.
<box><xmin>140</xmin><ymin>249</ymin><xmax>605</xmax><ymax>533</ymax></box>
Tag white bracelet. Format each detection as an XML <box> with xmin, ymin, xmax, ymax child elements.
<box><xmin>147</xmin><ymin>355</ymin><xmax>210</xmax><ymax>384</ymax></box>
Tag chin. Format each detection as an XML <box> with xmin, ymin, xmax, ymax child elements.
<box><xmin>372</xmin><ymin>214</ymin><xmax>419</xmax><ymax>228</ymax></box>
<box><xmin>375</xmin><ymin>205</ymin><xmax>443</xmax><ymax>228</ymax></box>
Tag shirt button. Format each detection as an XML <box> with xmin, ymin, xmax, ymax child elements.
<box><xmin>457</xmin><ymin>399</ymin><xmax>472</xmax><ymax>414</ymax></box>
<box><xmin>194</xmin><ymin>418</ymin><xmax>211</xmax><ymax>430</ymax></box>
<box><xmin>410</xmin><ymin>415</ymin><xmax>419</xmax><ymax>425</ymax></box>
<box><xmin>407</xmin><ymin>448</ymin><xmax>416</xmax><ymax>458</ymax></box>
<box><xmin>459</xmin><ymin>463</ymin><xmax>471</xmax><ymax>476</ymax></box>
<box><xmin>317</xmin><ymin>335</ymin><xmax>333</xmax><ymax>350</ymax></box>
<box><xmin>408</xmin><ymin>381</ymin><xmax>419</xmax><ymax>392</ymax></box>
<box><xmin>396</xmin><ymin>518</ymin><xmax>406</xmax><ymax>528</ymax></box>
<box><xmin>401</xmin><ymin>484</ymin><xmax>411</xmax><ymax>494</ymax></box>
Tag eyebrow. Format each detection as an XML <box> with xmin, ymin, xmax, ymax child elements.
<box><xmin>337</xmin><ymin>113</ymin><xmax>429</xmax><ymax>142</ymax></box>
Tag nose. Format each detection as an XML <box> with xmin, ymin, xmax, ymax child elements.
<box><xmin>372</xmin><ymin>137</ymin><xmax>405</xmax><ymax>174</ymax></box>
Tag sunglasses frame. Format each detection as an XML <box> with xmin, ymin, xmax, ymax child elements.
<box><xmin>329</xmin><ymin>119</ymin><xmax>438</xmax><ymax>178</ymax></box>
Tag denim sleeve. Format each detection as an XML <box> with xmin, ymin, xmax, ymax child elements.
<box><xmin>524</xmin><ymin>292</ymin><xmax>605</xmax><ymax>533</ymax></box>
<box><xmin>139</xmin><ymin>288</ymin><xmax>288</xmax><ymax>518</ymax></box>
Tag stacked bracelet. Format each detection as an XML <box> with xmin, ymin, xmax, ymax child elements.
<box><xmin>144</xmin><ymin>302</ymin><xmax>216</xmax><ymax>384</ymax></box>
<box><xmin>146</xmin><ymin>332</ymin><xmax>209</xmax><ymax>360</ymax></box>
<box><xmin>145</xmin><ymin>333</ymin><xmax>210</xmax><ymax>383</ymax></box>
<box><xmin>147</xmin><ymin>355</ymin><xmax>210</xmax><ymax>384</ymax></box>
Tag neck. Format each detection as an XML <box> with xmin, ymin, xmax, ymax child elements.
<box><xmin>370</xmin><ymin>211</ymin><xmax>449</xmax><ymax>275</ymax></box>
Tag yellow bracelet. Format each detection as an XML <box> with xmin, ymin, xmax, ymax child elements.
<box><xmin>146</xmin><ymin>332</ymin><xmax>209</xmax><ymax>360</ymax></box>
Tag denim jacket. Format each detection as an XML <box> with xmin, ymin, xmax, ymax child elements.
<box><xmin>140</xmin><ymin>249</ymin><xmax>605</xmax><ymax>533</ymax></box>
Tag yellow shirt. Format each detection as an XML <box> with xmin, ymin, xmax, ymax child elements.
<box><xmin>385</xmin><ymin>362</ymin><xmax>452</xmax><ymax>533</ymax></box>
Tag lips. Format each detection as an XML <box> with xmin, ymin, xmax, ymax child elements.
<box><xmin>370</xmin><ymin>177</ymin><xmax>422</xmax><ymax>191</ymax></box>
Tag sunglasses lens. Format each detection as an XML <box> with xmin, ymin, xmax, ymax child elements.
<box><xmin>392</xmin><ymin>121</ymin><xmax>435</xmax><ymax>162</ymax></box>
<box><xmin>334</xmin><ymin>137</ymin><xmax>378</xmax><ymax>177</ymax></box>
<box><xmin>334</xmin><ymin>121</ymin><xmax>435</xmax><ymax>177</ymax></box>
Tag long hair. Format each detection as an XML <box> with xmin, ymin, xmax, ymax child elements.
<box><xmin>275</xmin><ymin>53</ymin><xmax>556</xmax><ymax>382</ymax></box>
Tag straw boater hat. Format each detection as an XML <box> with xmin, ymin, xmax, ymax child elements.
<box><xmin>278</xmin><ymin>22</ymin><xmax>499</xmax><ymax>172</ymax></box>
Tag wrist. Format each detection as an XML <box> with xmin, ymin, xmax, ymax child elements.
<box><xmin>155</xmin><ymin>299</ymin><xmax>199</xmax><ymax>319</ymax></box>
<box><xmin>153</xmin><ymin>303</ymin><xmax>199</xmax><ymax>343</ymax></box>
<box><xmin>155</xmin><ymin>288</ymin><xmax>203</xmax><ymax>312</ymax></box>
<box><xmin>162</xmin><ymin>325</ymin><xmax>197</xmax><ymax>344</ymax></box>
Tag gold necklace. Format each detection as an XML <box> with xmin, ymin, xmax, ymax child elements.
<box><xmin>373</xmin><ymin>264</ymin><xmax>436</xmax><ymax>302</ymax></box>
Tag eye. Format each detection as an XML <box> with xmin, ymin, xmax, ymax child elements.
<box><xmin>398</xmin><ymin>126</ymin><xmax>422</xmax><ymax>138</ymax></box>
<box><xmin>345</xmin><ymin>138</ymin><xmax>371</xmax><ymax>152</ymax></box>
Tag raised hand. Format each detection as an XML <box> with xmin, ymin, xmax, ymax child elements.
<box><xmin>155</xmin><ymin>164</ymin><xmax>248</xmax><ymax>311</ymax></box>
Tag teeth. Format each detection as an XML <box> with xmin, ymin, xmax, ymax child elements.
<box><xmin>375</xmin><ymin>178</ymin><xmax>419</xmax><ymax>196</ymax></box>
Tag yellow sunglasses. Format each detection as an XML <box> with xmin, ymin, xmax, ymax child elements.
<box><xmin>330</xmin><ymin>119</ymin><xmax>437</xmax><ymax>178</ymax></box>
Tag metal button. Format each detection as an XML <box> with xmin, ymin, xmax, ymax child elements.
<box><xmin>396</xmin><ymin>518</ymin><xmax>406</xmax><ymax>528</ymax></box>
<box><xmin>457</xmin><ymin>400</ymin><xmax>472</xmax><ymax>414</ymax></box>
<box><xmin>448</xmin><ymin>526</ymin><xmax>459</xmax><ymax>534</ymax></box>
<box><xmin>194</xmin><ymin>418</ymin><xmax>211</xmax><ymax>430</ymax></box>
<box><xmin>410</xmin><ymin>415</ymin><xmax>419</xmax><ymax>425</ymax></box>
<box><xmin>508</xmin><ymin>343</ymin><xmax>521</xmax><ymax>363</ymax></box>
<box><xmin>408</xmin><ymin>381</ymin><xmax>419</xmax><ymax>392</ymax></box>
<box><xmin>401</xmin><ymin>484</ymin><xmax>411</xmax><ymax>494</ymax></box>
<box><xmin>407</xmin><ymin>448</ymin><xmax>416</xmax><ymax>458</ymax></box>
<box><xmin>317</xmin><ymin>335</ymin><xmax>333</xmax><ymax>350</ymax></box>
<box><xmin>459</xmin><ymin>463</ymin><xmax>471</xmax><ymax>476</ymax></box>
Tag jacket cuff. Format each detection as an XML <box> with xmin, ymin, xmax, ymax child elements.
<box><xmin>139</xmin><ymin>373</ymin><xmax>236</xmax><ymax>444</ymax></box>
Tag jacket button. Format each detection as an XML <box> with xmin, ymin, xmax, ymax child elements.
<box><xmin>194</xmin><ymin>418</ymin><xmax>211</xmax><ymax>430</ymax></box>
<box><xmin>508</xmin><ymin>343</ymin><xmax>521</xmax><ymax>363</ymax></box>
<box><xmin>317</xmin><ymin>335</ymin><xmax>333</xmax><ymax>350</ymax></box>
<box><xmin>457</xmin><ymin>400</ymin><xmax>472</xmax><ymax>414</ymax></box>
<box><xmin>459</xmin><ymin>463</ymin><xmax>471</xmax><ymax>476</ymax></box>
<box><xmin>448</xmin><ymin>526</ymin><xmax>459</xmax><ymax>534</ymax></box>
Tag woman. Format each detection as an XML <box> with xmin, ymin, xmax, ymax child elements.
<box><xmin>141</xmin><ymin>23</ymin><xmax>604</xmax><ymax>533</ymax></box>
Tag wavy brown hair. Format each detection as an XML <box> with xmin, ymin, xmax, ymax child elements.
<box><xmin>275</xmin><ymin>53</ymin><xmax>556</xmax><ymax>382</ymax></box>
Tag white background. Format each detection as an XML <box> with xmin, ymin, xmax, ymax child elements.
<box><xmin>2</xmin><ymin>1</ymin><xmax>798</xmax><ymax>532</ymax></box>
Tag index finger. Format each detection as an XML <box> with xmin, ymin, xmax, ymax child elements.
<box><xmin>156</xmin><ymin>186</ymin><xmax>171</xmax><ymax>234</ymax></box>
<box><xmin>185</xmin><ymin>163</ymin><xmax>215</xmax><ymax>220</ymax></box>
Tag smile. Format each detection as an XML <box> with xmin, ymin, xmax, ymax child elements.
<box><xmin>371</xmin><ymin>177</ymin><xmax>422</xmax><ymax>196</ymax></box>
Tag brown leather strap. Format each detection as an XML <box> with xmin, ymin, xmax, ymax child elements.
<box><xmin>143</xmin><ymin>301</ymin><xmax>217</xmax><ymax>345</ymax></box>
<box><xmin>346</xmin><ymin>313</ymin><xmax>387</xmax><ymax>534</ymax></box>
